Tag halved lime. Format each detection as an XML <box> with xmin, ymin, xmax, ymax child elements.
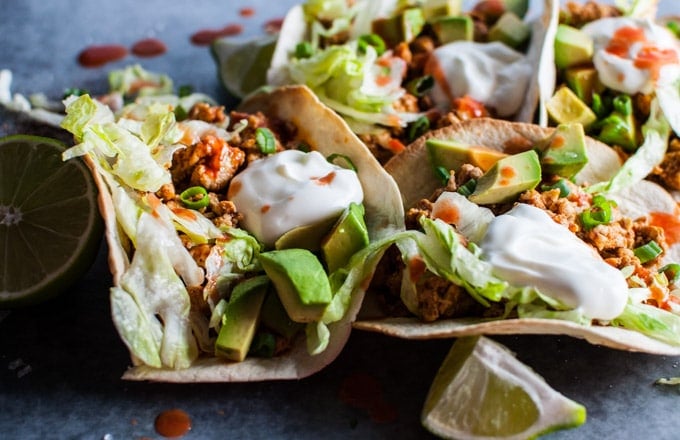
<box><xmin>422</xmin><ymin>336</ymin><xmax>586</xmax><ymax>439</ymax></box>
<box><xmin>0</xmin><ymin>134</ymin><xmax>103</xmax><ymax>307</ymax></box>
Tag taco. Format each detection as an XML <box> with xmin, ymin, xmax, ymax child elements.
<box><xmin>543</xmin><ymin>0</ymin><xmax>680</xmax><ymax>199</ymax></box>
<box><xmin>264</xmin><ymin>0</ymin><xmax>558</xmax><ymax>163</ymax></box>
<box><xmin>60</xmin><ymin>84</ymin><xmax>404</xmax><ymax>382</ymax></box>
<box><xmin>354</xmin><ymin>117</ymin><xmax>680</xmax><ymax>355</ymax></box>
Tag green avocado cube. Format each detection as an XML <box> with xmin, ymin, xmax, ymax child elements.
<box><xmin>431</xmin><ymin>15</ymin><xmax>474</xmax><ymax>44</ymax></box>
<box><xmin>564</xmin><ymin>66</ymin><xmax>603</xmax><ymax>105</ymax></box>
<box><xmin>422</xmin><ymin>0</ymin><xmax>463</xmax><ymax>21</ymax></box>
<box><xmin>372</xmin><ymin>8</ymin><xmax>425</xmax><ymax>48</ymax></box>
<box><xmin>554</xmin><ymin>24</ymin><xmax>594</xmax><ymax>69</ymax></box>
<box><xmin>469</xmin><ymin>150</ymin><xmax>541</xmax><ymax>205</ymax></box>
<box><xmin>538</xmin><ymin>123</ymin><xmax>589</xmax><ymax>179</ymax></box>
<box><xmin>321</xmin><ymin>203</ymin><xmax>369</xmax><ymax>274</ymax></box>
<box><xmin>488</xmin><ymin>11</ymin><xmax>531</xmax><ymax>49</ymax></box>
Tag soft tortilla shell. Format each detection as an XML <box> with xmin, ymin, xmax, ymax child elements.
<box><xmin>360</xmin><ymin>117</ymin><xmax>680</xmax><ymax>356</ymax></box>
<box><xmin>93</xmin><ymin>85</ymin><xmax>403</xmax><ymax>382</ymax></box>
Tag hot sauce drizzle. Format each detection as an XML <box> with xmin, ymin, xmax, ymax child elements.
<box><xmin>131</xmin><ymin>38</ymin><xmax>167</xmax><ymax>58</ymax></box>
<box><xmin>77</xmin><ymin>44</ymin><xmax>128</xmax><ymax>68</ymax></box>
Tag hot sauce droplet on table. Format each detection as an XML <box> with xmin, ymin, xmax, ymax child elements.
<box><xmin>77</xmin><ymin>44</ymin><xmax>128</xmax><ymax>68</ymax></box>
<box><xmin>131</xmin><ymin>38</ymin><xmax>168</xmax><ymax>58</ymax></box>
<box><xmin>154</xmin><ymin>408</ymin><xmax>192</xmax><ymax>438</ymax></box>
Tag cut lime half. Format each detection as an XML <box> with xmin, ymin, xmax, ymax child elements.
<box><xmin>422</xmin><ymin>336</ymin><xmax>586</xmax><ymax>439</ymax></box>
<box><xmin>0</xmin><ymin>134</ymin><xmax>103</xmax><ymax>307</ymax></box>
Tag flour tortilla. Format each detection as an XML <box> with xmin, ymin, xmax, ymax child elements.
<box><xmin>94</xmin><ymin>85</ymin><xmax>403</xmax><ymax>382</ymax></box>
<box><xmin>354</xmin><ymin>118</ymin><xmax>680</xmax><ymax>356</ymax></box>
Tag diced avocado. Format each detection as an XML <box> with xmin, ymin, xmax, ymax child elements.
<box><xmin>422</xmin><ymin>0</ymin><xmax>463</xmax><ymax>21</ymax></box>
<box><xmin>488</xmin><ymin>11</ymin><xmax>531</xmax><ymax>49</ymax></box>
<box><xmin>274</xmin><ymin>215</ymin><xmax>338</xmax><ymax>251</ymax></box>
<box><xmin>260</xmin><ymin>290</ymin><xmax>304</xmax><ymax>340</ymax></box>
<box><xmin>431</xmin><ymin>16</ymin><xmax>474</xmax><ymax>44</ymax></box>
<box><xmin>554</xmin><ymin>24</ymin><xmax>593</xmax><ymax>69</ymax></box>
<box><xmin>427</xmin><ymin>138</ymin><xmax>509</xmax><ymax>173</ymax></box>
<box><xmin>546</xmin><ymin>86</ymin><xmax>597</xmax><ymax>129</ymax></box>
<box><xmin>259</xmin><ymin>249</ymin><xmax>332</xmax><ymax>323</ymax></box>
<box><xmin>537</xmin><ymin>123</ymin><xmax>588</xmax><ymax>179</ymax></box>
<box><xmin>321</xmin><ymin>203</ymin><xmax>369</xmax><ymax>273</ymax></box>
<box><xmin>564</xmin><ymin>66</ymin><xmax>603</xmax><ymax>105</ymax></box>
<box><xmin>504</xmin><ymin>0</ymin><xmax>529</xmax><ymax>19</ymax></box>
<box><xmin>215</xmin><ymin>276</ymin><xmax>269</xmax><ymax>362</ymax></box>
<box><xmin>372</xmin><ymin>8</ymin><xmax>425</xmax><ymax>48</ymax></box>
<box><xmin>468</xmin><ymin>150</ymin><xmax>541</xmax><ymax>205</ymax></box>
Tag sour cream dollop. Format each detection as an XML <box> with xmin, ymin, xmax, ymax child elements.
<box><xmin>582</xmin><ymin>17</ymin><xmax>680</xmax><ymax>95</ymax></box>
<box><xmin>426</xmin><ymin>41</ymin><xmax>532</xmax><ymax>117</ymax></box>
<box><xmin>227</xmin><ymin>149</ymin><xmax>364</xmax><ymax>247</ymax></box>
<box><xmin>480</xmin><ymin>204</ymin><xmax>628</xmax><ymax>321</ymax></box>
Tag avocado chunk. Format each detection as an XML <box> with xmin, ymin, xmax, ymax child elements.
<box><xmin>260</xmin><ymin>290</ymin><xmax>304</xmax><ymax>340</ymax></box>
<box><xmin>422</xmin><ymin>0</ymin><xmax>463</xmax><ymax>21</ymax></box>
<box><xmin>468</xmin><ymin>150</ymin><xmax>541</xmax><ymax>205</ymax></box>
<box><xmin>546</xmin><ymin>86</ymin><xmax>597</xmax><ymax>129</ymax></box>
<box><xmin>488</xmin><ymin>12</ymin><xmax>531</xmax><ymax>49</ymax></box>
<box><xmin>554</xmin><ymin>24</ymin><xmax>593</xmax><ymax>69</ymax></box>
<box><xmin>538</xmin><ymin>123</ymin><xmax>588</xmax><ymax>179</ymax></box>
<box><xmin>431</xmin><ymin>16</ymin><xmax>474</xmax><ymax>44</ymax></box>
<box><xmin>564</xmin><ymin>66</ymin><xmax>603</xmax><ymax>105</ymax></box>
<box><xmin>372</xmin><ymin>8</ymin><xmax>425</xmax><ymax>48</ymax></box>
<box><xmin>427</xmin><ymin>138</ymin><xmax>509</xmax><ymax>174</ymax></box>
<box><xmin>504</xmin><ymin>0</ymin><xmax>529</xmax><ymax>19</ymax></box>
<box><xmin>274</xmin><ymin>215</ymin><xmax>339</xmax><ymax>251</ymax></box>
<box><xmin>321</xmin><ymin>203</ymin><xmax>369</xmax><ymax>273</ymax></box>
<box><xmin>259</xmin><ymin>249</ymin><xmax>332</xmax><ymax>323</ymax></box>
<box><xmin>215</xmin><ymin>276</ymin><xmax>269</xmax><ymax>362</ymax></box>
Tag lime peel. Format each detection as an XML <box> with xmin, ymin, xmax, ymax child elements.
<box><xmin>422</xmin><ymin>336</ymin><xmax>586</xmax><ymax>439</ymax></box>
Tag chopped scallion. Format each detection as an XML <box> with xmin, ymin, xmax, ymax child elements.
<box><xmin>358</xmin><ymin>34</ymin><xmax>386</xmax><ymax>56</ymax></box>
<box><xmin>660</xmin><ymin>263</ymin><xmax>680</xmax><ymax>284</ymax></box>
<box><xmin>407</xmin><ymin>116</ymin><xmax>430</xmax><ymax>142</ymax></box>
<box><xmin>255</xmin><ymin>127</ymin><xmax>276</xmax><ymax>154</ymax></box>
<box><xmin>457</xmin><ymin>179</ymin><xmax>477</xmax><ymax>197</ymax></box>
<box><xmin>435</xmin><ymin>166</ymin><xmax>450</xmax><ymax>185</ymax></box>
<box><xmin>327</xmin><ymin>153</ymin><xmax>357</xmax><ymax>171</ymax></box>
<box><xmin>406</xmin><ymin>75</ymin><xmax>434</xmax><ymax>97</ymax></box>
<box><xmin>295</xmin><ymin>41</ymin><xmax>313</xmax><ymax>59</ymax></box>
<box><xmin>580</xmin><ymin>195</ymin><xmax>615</xmax><ymax>230</ymax></box>
<box><xmin>179</xmin><ymin>186</ymin><xmax>210</xmax><ymax>210</ymax></box>
<box><xmin>541</xmin><ymin>179</ymin><xmax>571</xmax><ymax>197</ymax></box>
<box><xmin>634</xmin><ymin>241</ymin><xmax>663</xmax><ymax>264</ymax></box>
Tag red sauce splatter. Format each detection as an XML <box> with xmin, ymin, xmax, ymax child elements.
<box><xmin>634</xmin><ymin>45</ymin><xmax>679</xmax><ymax>81</ymax></box>
<box><xmin>606</xmin><ymin>26</ymin><xmax>647</xmax><ymax>58</ymax></box>
<box><xmin>432</xmin><ymin>198</ymin><xmax>460</xmax><ymax>224</ymax></box>
<box><xmin>649</xmin><ymin>211</ymin><xmax>680</xmax><ymax>245</ymax></box>
<box><xmin>154</xmin><ymin>409</ymin><xmax>192</xmax><ymax>438</ymax></box>
<box><xmin>313</xmin><ymin>171</ymin><xmax>336</xmax><ymax>186</ymax></box>
<box><xmin>228</xmin><ymin>180</ymin><xmax>242</xmax><ymax>198</ymax></box>
<box><xmin>131</xmin><ymin>38</ymin><xmax>167</xmax><ymax>58</ymax></box>
<box><xmin>453</xmin><ymin>95</ymin><xmax>488</xmax><ymax>119</ymax></box>
<box><xmin>339</xmin><ymin>372</ymin><xmax>398</xmax><ymax>424</ymax></box>
<box><xmin>77</xmin><ymin>44</ymin><xmax>128</xmax><ymax>68</ymax></box>
<box><xmin>551</xmin><ymin>135</ymin><xmax>565</xmax><ymax>149</ymax></box>
<box><xmin>172</xmin><ymin>207</ymin><xmax>198</xmax><ymax>221</ymax></box>
<box><xmin>386</xmin><ymin>138</ymin><xmax>406</xmax><ymax>154</ymax></box>
<box><xmin>261</xmin><ymin>205</ymin><xmax>271</xmax><ymax>214</ymax></box>
<box><xmin>500</xmin><ymin>166</ymin><xmax>516</xmax><ymax>179</ymax></box>
<box><xmin>264</xmin><ymin>17</ymin><xmax>284</xmax><ymax>34</ymax></box>
<box><xmin>240</xmin><ymin>7</ymin><xmax>255</xmax><ymax>17</ymax></box>
<box><xmin>408</xmin><ymin>256</ymin><xmax>427</xmax><ymax>282</ymax></box>
<box><xmin>191</xmin><ymin>24</ymin><xmax>244</xmax><ymax>46</ymax></box>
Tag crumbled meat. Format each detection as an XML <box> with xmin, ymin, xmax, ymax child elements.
<box><xmin>188</xmin><ymin>102</ymin><xmax>227</xmax><ymax>124</ymax></box>
<box><xmin>456</xmin><ymin>164</ymin><xmax>484</xmax><ymax>187</ymax></box>
<box><xmin>156</xmin><ymin>183</ymin><xmax>176</xmax><ymax>202</ymax></box>
<box><xmin>561</xmin><ymin>1</ymin><xmax>622</xmax><ymax>28</ymax></box>
<box><xmin>171</xmin><ymin>134</ymin><xmax>246</xmax><ymax>192</ymax></box>
<box><xmin>653</xmin><ymin>151</ymin><xmax>680</xmax><ymax>190</ymax></box>
<box><xmin>406</xmin><ymin>199</ymin><xmax>434</xmax><ymax>229</ymax></box>
<box><xmin>208</xmin><ymin>193</ymin><xmax>242</xmax><ymax>228</ymax></box>
<box><xmin>189</xmin><ymin>243</ymin><xmax>212</xmax><ymax>268</ymax></box>
<box><xmin>416</xmin><ymin>273</ymin><xmax>483</xmax><ymax>322</ymax></box>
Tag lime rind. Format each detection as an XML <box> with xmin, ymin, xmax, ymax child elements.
<box><xmin>422</xmin><ymin>336</ymin><xmax>586</xmax><ymax>440</ymax></box>
<box><xmin>0</xmin><ymin>134</ymin><xmax>103</xmax><ymax>307</ymax></box>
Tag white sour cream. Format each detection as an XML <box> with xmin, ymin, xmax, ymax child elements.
<box><xmin>480</xmin><ymin>204</ymin><xmax>628</xmax><ymax>321</ymax></box>
<box><xmin>227</xmin><ymin>149</ymin><xmax>364</xmax><ymax>247</ymax></box>
<box><xmin>426</xmin><ymin>41</ymin><xmax>532</xmax><ymax>117</ymax></box>
<box><xmin>582</xmin><ymin>17</ymin><xmax>680</xmax><ymax>95</ymax></box>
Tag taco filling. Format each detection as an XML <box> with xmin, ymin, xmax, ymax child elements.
<box><xmin>362</xmin><ymin>118</ymin><xmax>680</xmax><ymax>349</ymax></box>
<box><xmin>265</xmin><ymin>0</ymin><xmax>554</xmax><ymax>163</ymax></box>
<box><xmin>546</xmin><ymin>1</ymin><xmax>680</xmax><ymax>195</ymax></box>
<box><xmin>58</xmin><ymin>68</ymin><xmax>402</xmax><ymax>379</ymax></box>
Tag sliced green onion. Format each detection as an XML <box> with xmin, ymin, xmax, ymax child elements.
<box><xmin>613</xmin><ymin>94</ymin><xmax>633</xmax><ymax>116</ymax></box>
<box><xmin>406</xmin><ymin>75</ymin><xmax>434</xmax><ymax>97</ymax></box>
<box><xmin>435</xmin><ymin>166</ymin><xmax>450</xmax><ymax>185</ymax></box>
<box><xmin>634</xmin><ymin>240</ymin><xmax>663</xmax><ymax>264</ymax></box>
<box><xmin>180</xmin><ymin>186</ymin><xmax>210</xmax><ymax>210</ymax></box>
<box><xmin>358</xmin><ymin>33</ymin><xmax>386</xmax><ymax>56</ymax></box>
<box><xmin>660</xmin><ymin>263</ymin><xmax>680</xmax><ymax>284</ymax></box>
<box><xmin>178</xmin><ymin>84</ymin><xmax>194</xmax><ymax>98</ymax></box>
<box><xmin>297</xmin><ymin>142</ymin><xmax>311</xmax><ymax>152</ymax></box>
<box><xmin>541</xmin><ymin>179</ymin><xmax>571</xmax><ymax>197</ymax></box>
<box><xmin>327</xmin><ymin>153</ymin><xmax>357</xmax><ymax>171</ymax></box>
<box><xmin>580</xmin><ymin>195</ymin><xmax>615</xmax><ymax>230</ymax></box>
<box><xmin>667</xmin><ymin>21</ymin><xmax>680</xmax><ymax>38</ymax></box>
<box><xmin>174</xmin><ymin>105</ymin><xmax>188</xmax><ymax>121</ymax></box>
<box><xmin>457</xmin><ymin>179</ymin><xmax>477</xmax><ymax>197</ymax></box>
<box><xmin>591</xmin><ymin>92</ymin><xmax>610</xmax><ymax>119</ymax></box>
<box><xmin>248</xmin><ymin>331</ymin><xmax>277</xmax><ymax>358</ymax></box>
<box><xmin>295</xmin><ymin>41</ymin><xmax>313</xmax><ymax>59</ymax></box>
<box><xmin>62</xmin><ymin>87</ymin><xmax>89</xmax><ymax>99</ymax></box>
<box><xmin>407</xmin><ymin>115</ymin><xmax>430</xmax><ymax>142</ymax></box>
<box><xmin>255</xmin><ymin>127</ymin><xmax>276</xmax><ymax>154</ymax></box>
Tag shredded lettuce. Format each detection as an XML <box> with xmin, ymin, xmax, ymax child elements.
<box><xmin>108</xmin><ymin>64</ymin><xmax>174</xmax><ymax>97</ymax></box>
<box><xmin>611</xmin><ymin>302</ymin><xmax>680</xmax><ymax>346</ymax></box>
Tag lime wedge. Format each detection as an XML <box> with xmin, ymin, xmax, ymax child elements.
<box><xmin>422</xmin><ymin>336</ymin><xmax>586</xmax><ymax>439</ymax></box>
<box><xmin>546</xmin><ymin>86</ymin><xmax>597</xmax><ymax>129</ymax></box>
<box><xmin>0</xmin><ymin>134</ymin><xmax>103</xmax><ymax>307</ymax></box>
<box><xmin>211</xmin><ymin>35</ymin><xmax>278</xmax><ymax>99</ymax></box>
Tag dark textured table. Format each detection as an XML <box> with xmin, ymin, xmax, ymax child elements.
<box><xmin>2</xmin><ymin>1</ymin><xmax>680</xmax><ymax>439</ymax></box>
